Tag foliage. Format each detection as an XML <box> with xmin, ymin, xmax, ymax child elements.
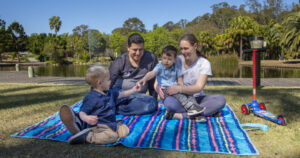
<box><xmin>7</xmin><ymin>22</ymin><xmax>28</xmax><ymax>62</ymax></box>
<box><xmin>144</xmin><ymin>27</ymin><xmax>183</xmax><ymax>57</ymax></box>
<box><xmin>109</xmin><ymin>32</ymin><xmax>127</xmax><ymax>56</ymax></box>
<box><xmin>210</xmin><ymin>2</ymin><xmax>239</xmax><ymax>33</ymax></box>
<box><xmin>122</xmin><ymin>17</ymin><xmax>146</xmax><ymax>33</ymax></box>
<box><xmin>227</xmin><ymin>16</ymin><xmax>262</xmax><ymax>60</ymax></box>
<box><xmin>280</xmin><ymin>11</ymin><xmax>300</xmax><ymax>59</ymax></box>
<box><xmin>82</xmin><ymin>29</ymin><xmax>106</xmax><ymax>57</ymax></box>
<box><xmin>0</xmin><ymin>19</ymin><xmax>11</xmax><ymax>62</ymax></box>
<box><xmin>195</xmin><ymin>31</ymin><xmax>215</xmax><ymax>56</ymax></box>
<box><xmin>1</xmin><ymin>1</ymin><xmax>300</xmax><ymax>62</ymax></box>
<box><xmin>27</xmin><ymin>33</ymin><xmax>48</xmax><ymax>61</ymax></box>
<box><xmin>264</xmin><ymin>20</ymin><xmax>284</xmax><ymax>59</ymax></box>
<box><xmin>49</xmin><ymin>16</ymin><xmax>62</xmax><ymax>35</ymax></box>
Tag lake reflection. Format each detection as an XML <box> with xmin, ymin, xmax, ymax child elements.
<box><xmin>1</xmin><ymin>64</ymin><xmax>299</xmax><ymax>78</ymax></box>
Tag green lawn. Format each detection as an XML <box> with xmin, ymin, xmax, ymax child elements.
<box><xmin>1</xmin><ymin>83</ymin><xmax>300</xmax><ymax>157</ymax></box>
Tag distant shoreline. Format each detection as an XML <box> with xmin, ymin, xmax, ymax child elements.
<box><xmin>239</xmin><ymin>59</ymin><xmax>300</xmax><ymax>68</ymax></box>
<box><xmin>1</xmin><ymin>59</ymin><xmax>300</xmax><ymax>69</ymax></box>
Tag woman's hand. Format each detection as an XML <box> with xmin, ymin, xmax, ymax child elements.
<box><xmin>167</xmin><ymin>84</ymin><xmax>181</xmax><ymax>95</ymax></box>
<box><xmin>155</xmin><ymin>85</ymin><xmax>166</xmax><ymax>99</ymax></box>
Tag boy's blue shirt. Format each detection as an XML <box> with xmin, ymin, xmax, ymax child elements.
<box><xmin>80</xmin><ymin>87</ymin><xmax>119</xmax><ymax>131</ymax></box>
<box><xmin>154</xmin><ymin>61</ymin><xmax>182</xmax><ymax>87</ymax></box>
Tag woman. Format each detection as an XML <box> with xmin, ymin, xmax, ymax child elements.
<box><xmin>156</xmin><ymin>34</ymin><xmax>226</xmax><ymax>122</ymax></box>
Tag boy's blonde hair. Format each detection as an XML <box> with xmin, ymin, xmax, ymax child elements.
<box><xmin>85</xmin><ymin>65</ymin><xmax>108</xmax><ymax>88</ymax></box>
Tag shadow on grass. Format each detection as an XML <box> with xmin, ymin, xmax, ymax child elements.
<box><xmin>0</xmin><ymin>85</ymin><xmax>49</xmax><ymax>94</ymax></box>
<box><xmin>1</xmin><ymin>139</ymin><xmax>173</xmax><ymax>158</ymax></box>
<box><xmin>0</xmin><ymin>86</ymin><xmax>88</xmax><ymax>110</ymax></box>
<box><xmin>206</xmin><ymin>87</ymin><xmax>300</xmax><ymax>123</ymax></box>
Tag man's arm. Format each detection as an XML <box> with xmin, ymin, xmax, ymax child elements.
<box><xmin>118</xmin><ymin>84</ymin><xmax>141</xmax><ymax>98</ymax></box>
<box><xmin>148</xmin><ymin>54</ymin><xmax>159</xmax><ymax>99</ymax></box>
<box><xmin>109</xmin><ymin>56</ymin><xmax>124</xmax><ymax>88</ymax></box>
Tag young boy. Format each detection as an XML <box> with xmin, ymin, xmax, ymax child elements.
<box><xmin>59</xmin><ymin>65</ymin><xmax>141</xmax><ymax>145</ymax></box>
<box><xmin>138</xmin><ymin>45</ymin><xmax>206</xmax><ymax>122</ymax></box>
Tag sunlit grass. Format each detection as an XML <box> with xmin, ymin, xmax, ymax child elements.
<box><xmin>1</xmin><ymin>83</ymin><xmax>299</xmax><ymax>157</ymax></box>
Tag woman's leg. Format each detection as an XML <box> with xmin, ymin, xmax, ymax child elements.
<box><xmin>195</xmin><ymin>94</ymin><xmax>226</xmax><ymax>116</ymax></box>
<box><xmin>164</xmin><ymin>96</ymin><xmax>189</xmax><ymax>119</ymax></box>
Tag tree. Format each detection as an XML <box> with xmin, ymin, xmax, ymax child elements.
<box><xmin>227</xmin><ymin>16</ymin><xmax>262</xmax><ymax>60</ymax></box>
<box><xmin>280</xmin><ymin>11</ymin><xmax>300</xmax><ymax>58</ymax></box>
<box><xmin>210</xmin><ymin>2</ymin><xmax>239</xmax><ymax>33</ymax></box>
<box><xmin>72</xmin><ymin>24</ymin><xmax>89</xmax><ymax>36</ymax></box>
<box><xmin>153</xmin><ymin>23</ymin><xmax>158</xmax><ymax>30</ymax></box>
<box><xmin>109</xmin><ymin>32</ymin><xmax>127</xmax><ymax>56</ymax></box>
<box><xmin>264</xmin><ymin>20</ymin><xmax>284</xmax><ymax>59</ymax></box>
<box><xmin>27</xmin><ymin>33</ymin><xmax>48</xmax><ymax>61</ymax></box>
<box><xmin>162</xmin><ymin>21</ymin><xmax>180</xmax><ymax>32</ymax></box>
<box><xmin>196</xmin><ymin>31</ymin><xmax>214</xmax><ymax>56</ymax></box>
<box><xmin>7</xmin><ymin>22</ymin><xmax>27</xmax><ymax>62</ymax></box>
<box><xmin>83</xmin><ymin>29</ymin><xmax>106</xmax><ymax>58</ymax></box>
<box><xmin>0</xmin><ymin>19</ymin><xmax>10</xmax><ymax>62</ymax></box>
<box><xmin>122</xmin><ymin>17</ymin><xmax>146</xmax><ymax>33</ymax></box>
<box><xmin>49</xmin><ymin>16</ymin><xmax>62</xmax><ymax>35</ymax></box>
<box><xmin>176</xmin><ymin>19</ymin><xmax>188</xmax><ymax>28</ymax></box>
<box><xmin>144</xmin><ymin>27</ymin><xmax>178</xmax><ymax>57</ymax></box>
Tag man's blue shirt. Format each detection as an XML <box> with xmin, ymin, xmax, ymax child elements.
<box><xmin>80</xmin><ymin>88</ymin><xmax>119</xmax><ymax>131</ymax></box>
<box><xmin>153</xmin><ymin>62</ymin><xmax>182</xmax><ymax>87</ymax></box>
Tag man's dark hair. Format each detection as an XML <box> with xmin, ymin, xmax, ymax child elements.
<box><xmin>128</xmin><ymin>33</ymin><xmax>144</xmax><ymax>47</ymax></box>
<box><xmin>162</xmin><ymin>45</ymin><xmax>177</xmax><ymax>58</ymax></box>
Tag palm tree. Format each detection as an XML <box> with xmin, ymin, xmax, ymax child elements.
<box><xmin>280</xmin><ymin>11</ymin><xmax>300</xmax><ymax>58</ymax></box>
<box><xmin>49</xmin><ymin>16</ymin><xmax>62</xmax><ymax>36</ymax></box>
<box><xmin>228</xmin><ymin>16</ymin><xmax>262</xmax><ymax>60</ymax></box>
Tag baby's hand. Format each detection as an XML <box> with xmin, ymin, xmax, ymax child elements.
<box><xmin>85</xmin><ymin>115</ymin><xmax>98</xmax><ymax>125</ymax></box>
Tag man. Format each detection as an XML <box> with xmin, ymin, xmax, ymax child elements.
<box><xmin>59</xmin><ymin>33</ymin><xmax>158</xmax><ymax>141</ymax></box>
<box><xmin>109</xmin><ymin>33</ymin><xmax>158</xmax><ymax>115</ymax></box>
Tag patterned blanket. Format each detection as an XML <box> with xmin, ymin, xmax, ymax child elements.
<box><xmin>11</xmin><ymin>101</ymin><xmax>259</xmax><ymax>155</ymax></box>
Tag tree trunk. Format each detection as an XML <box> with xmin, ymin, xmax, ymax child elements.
<box><xmin>239</xmin><ymin>34</ymin><xmax>243</xmax><ymax>61</ymax></box>
<box><xmin>17</xmin><ymin>53</ymin><xmax>20</xmax><ymax>63</ymax></box>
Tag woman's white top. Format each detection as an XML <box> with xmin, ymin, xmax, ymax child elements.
<box><xmin>177</xmin><ymin>55</ymin><xmax>212</xmax><ymax>97</ymax></box>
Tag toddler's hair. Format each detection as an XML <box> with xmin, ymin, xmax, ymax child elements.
<box><xmin>85</xmin><ymin>65</ymin><xmax>108</xmax><ymax>88</ymax></box>
<box><xmin>162</xmin><ymin>45</ymin><xmax>177</xmax><ymax>58</ymax></box>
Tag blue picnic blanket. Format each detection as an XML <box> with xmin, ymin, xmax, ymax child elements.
<box><xmin>11</xmin><ymin>101</ymin><xmax>259</xmax><ymax>155</ymax></box>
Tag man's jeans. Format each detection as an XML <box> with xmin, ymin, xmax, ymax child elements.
<box><xmin>116</xmin><ymin>92</ymin><xmax>158</xmax><ymax>115</ymax></box>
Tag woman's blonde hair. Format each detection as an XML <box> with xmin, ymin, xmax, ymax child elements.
<box><xmin>85</xmin><ymin>65</ymin><xmax>108</xmax><ymax>88</ymax></box>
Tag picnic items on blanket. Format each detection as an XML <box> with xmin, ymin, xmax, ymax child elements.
<box><xmin>11</xmin><ymin>101</ymin><xmax>259</xmax><ymax>156</ymax></box>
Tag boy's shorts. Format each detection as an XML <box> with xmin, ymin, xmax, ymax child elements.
<box><xmin>86</xmin><ymin>122</ymin><xmax>129</xmax><ymax>144</ymax></box>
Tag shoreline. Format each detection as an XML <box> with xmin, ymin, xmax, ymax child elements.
<box><xmin>239</xmin><ymin>59</ymin><xmax>300</xmax><ymax>69</ymax></box>
<box><xmin>1</xmin><ymin>59</ymin><xmax>300</xmax><ymax>69</ymax></box>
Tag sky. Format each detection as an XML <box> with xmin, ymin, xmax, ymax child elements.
<box><xmin>0</xmin><ymin>0</ymin><xmax>298</xmax><ymax>35</ymax></box>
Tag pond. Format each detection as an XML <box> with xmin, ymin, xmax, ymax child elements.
<box><xmin>1</xmin><ymin>64</ymin><xmax>300</xmax><ymax>78</ymax></box>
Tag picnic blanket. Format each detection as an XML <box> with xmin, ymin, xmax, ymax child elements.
<box><xmin>11</xmin><ymin>101</ymin><xmax>259</xmax><ymax>156</ymax></box>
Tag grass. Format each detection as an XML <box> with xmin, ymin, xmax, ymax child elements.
<box><xmin>1</xmin><ymin>83</ymin><xmax>300</xmax><ymax>158</ymax></box>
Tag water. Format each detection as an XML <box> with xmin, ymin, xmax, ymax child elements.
<box><xmin>1</xmin><ymin>64</ymin><xmax>299</xmax><ymax>78</ymax></box>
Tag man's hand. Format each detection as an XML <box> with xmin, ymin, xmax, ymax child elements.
<box><xmin>133</xmin><ymin>83</ymin><xmax>142</xmax><ymax>92</ymax></box>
